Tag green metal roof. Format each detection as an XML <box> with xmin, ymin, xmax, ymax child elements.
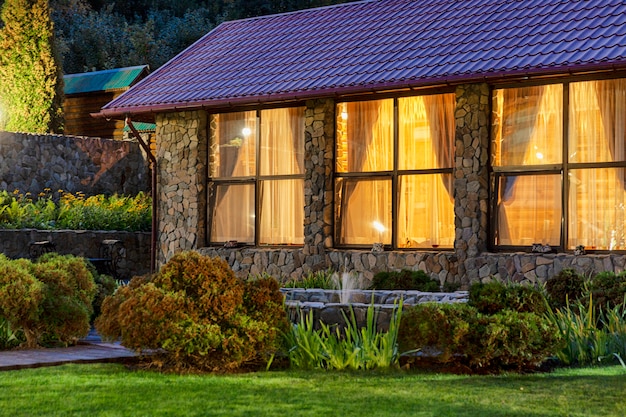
<box><xmin>64</xmin><ymin>65</ymin><xmax>149</xmax><ymax>95</ymax></box>
<box><xmin>123</xmin><ymin>121</ymin><xmax>156</xmax><ymax>132</ymax></box>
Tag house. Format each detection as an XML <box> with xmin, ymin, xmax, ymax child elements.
<box><xmin>97</xmin><ymin>0</ymin><xmax>626</xmax><ymax>286</ymax></box>
<box><xmin>64</xmin><ymin>65</ymin><xmax>154</xmax><ymax>139</ymax></box>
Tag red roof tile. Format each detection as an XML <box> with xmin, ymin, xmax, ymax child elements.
<box><xmin>100</xmin><ymin>0</ymin><xmax>626</xmax><ymax>117</ymax></box>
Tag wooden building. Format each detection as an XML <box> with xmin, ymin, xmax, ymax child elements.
<box><xmin>64</xmin><ymin>65</ymin><xmax>153</xmax><ymax>139</ymax></box>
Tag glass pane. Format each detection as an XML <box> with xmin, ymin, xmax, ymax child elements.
<box><xmin>259</xmin><ymin>179</ymin><xmax>304</xmax><ymax>245</ymax></box>
<box><xmin>568</xmin><ymin>168</ymin><xmax>626</xmax><ymax>250</ymax></box>
<box><xmin>491</xmin><ymin>85</ymin><xmax>563</xmax><ymax>166</ymax></box>
<box><xmin>335</xmin><ymin>99</ymin><xmax>393</xmax><ymax>173</ymax></box>
<box><xmin>495</xmin><ymin>175</ymin><xmax>561</xmax><ymax>246</ymax></box>
<box><xmin>209</xmin><ymin>183</ymin><xmax>255</xmax><ymax>243</ymax></box>
<box><xmin>398</xmin><ymin>94</ymin><xmax>455</xmax><ymax>170</ymax></box>
<box><xmin>260</xmin><ymin>107</ymin><xmax>305</xmax><ymax>176</ymax></box>
<box><xmin>335</xmin><ymin>178</ymin><xmax>392</xmax><ymax>245</ymax></box>
<box><xmin>397</xmin><ymin>174</ymin><xmax>454</xmax><ymax>248</ymax></box>
<box><xmin>569</xmin><ymin>79</ymin><xmax>626</xmax><ymax>163</ymax></box>
<box><xmin>209</xmin><ymin>111</ymin><xmax>256</xmax><ymax>178</ymax></box>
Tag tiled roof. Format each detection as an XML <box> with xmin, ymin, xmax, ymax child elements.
<box><xmin>65</xmin><ymin>65</ymin><xmax>149</xmax><ymax>95</ymax></box>
<box><xmin>100</xmin><ymin>0</ymin><xmax>626</xmax><ymax>117</ymax></box>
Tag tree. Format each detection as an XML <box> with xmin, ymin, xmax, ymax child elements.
<box><xmin>0</xmin><ymin>0</ymin><xmax>64</xmax><ymax>133</ymax></box>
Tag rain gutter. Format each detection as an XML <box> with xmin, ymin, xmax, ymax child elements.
<box><xmin>125</xmin><ymin>117</ymin><xmax>157</xmax><ymax>274</ymax></box>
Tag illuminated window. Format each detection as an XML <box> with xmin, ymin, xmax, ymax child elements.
<box><xmin>335</xmin><ymin>94</ymin><xmax>455</xmax><ymax>249</ymax></box>
<box><xmin>492</xmin><ymin>79</ymin><xmax>626</xmax><ymax>251</ymax></box>
<box><xmin>208</xmin><ymin>108</ymin><xmax>305</xmax><ymax>245</ymax></box>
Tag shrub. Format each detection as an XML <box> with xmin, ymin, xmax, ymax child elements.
<box><xmin>545</xmin><ymin>269</ymin><xmax>585</xmax><ymax>309</ymax></box>
<box><xmin>95</xmin><ymin>251</ymin><xmax>289</xmax><ymax>373</ymax></box>
<box><xmin>398</xmin><ymin>302</ymin><xmax>562</xmax><ymax>373</ymax></box>
<box><xmin>588</xmin><ymin>271</ymin><xmax>626</xmax><ymax>311</ymax></box>
<box><xmin>469</xmin><ymin>281</ymin><xmax>547</xmax><ymax>315</ymax></box>
<box><xmin>0</xmin><ymin>253</ymin><xmax>96</xmax><ymax>348</ymax></box>
<box><xmin>0</xmin><ymin>255</ymin><xmax>45</xmax><ymax>348</ymax></box>
<box><xmin>370</xmin><ymin>269</ymin><xmax>439</xmax><ymax>291</ymax></box>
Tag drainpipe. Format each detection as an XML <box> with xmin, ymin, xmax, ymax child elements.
<box><xmin>125</xmin><ymin>116</ymin><xmax>157</xmax><ymax>274</ymax></box>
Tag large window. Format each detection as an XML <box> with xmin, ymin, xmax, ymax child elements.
<box><xmin>335</xmin><ymin>93</ymin><xmax>456</xmax><ymax>249</ymax></box>
<box><xmin>492</xmin><ymin>78</ymin><xmax>626</xmax><ymax>251</ymax></box>
<box><xmin>208</xmin><ymin>107</ymin><xmax>305</xmax><ymax>245</ymax></box>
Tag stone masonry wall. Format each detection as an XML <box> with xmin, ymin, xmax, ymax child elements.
<box><xmin>0</xmin><ymin>131</ymin><xmax>149</xmax><ymax>196</ymax></box>
<box><xmin>303</xmin><ymin>99</ymin><xmax>335</xmax><ymax>269</ymax></box>
<box><xmin>156</xmin><ymin>111</ymin><xmax>208</xmax><ymax>264</ymax></box>
<box><xmin>453</xmin><ymin>83</ymin><xmax>491</xmax><ymax>279</ymax></box>
<box><xmin>159</xmin><ymin>85</ymin><xmax>625</xmax><ymax>288</ymax></box>
<box><xmin>0</xmin><ymin>229</ymin><xmax>151</xmax><ymax>279</ymax></box>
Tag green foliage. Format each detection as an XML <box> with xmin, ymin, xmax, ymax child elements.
<box><xmin>283</xmin><ymin>268</ymin><xmax>336</xmax><ymax>289</ymax></box>
<box><xmin>0</xmin><ymin>0</ymin><xmax>64</xmax><ymax>133</ymax></box>
<box><xmin>545</xmin><ymin>269</ymin><xmax>586</xmax><ymax>309</ymax></box>
<box><xmin>399</xmin><ymin>302</ymin><xmax>562</xmax><ymax>373</ymax></box>
<box><xmin>546</xmin><ymin>295</ymin><xmax>626</xmax><ymax>366</ymax></box>
<box><xmin>0</xmin><ymin>316</ymin><xmax>23</xmax><ymax>349</ymax></box>
<box><xmin>469</xmin><ymin>281</ymin><xmax>548</xmax><ymax>315</ymax></box>
<box><xmin>285</xmin><ymin>301</ymin><xmax>403</xmax><ymax>370</ymax></box>
<box><xmin>0</xmin><ymin>253</ymin><xmax>96</xmax><ymax>348</ymax></box>
<box><xmin>0</xmin><ymin>190</ymin><xmax>151</xmax><ymax>232</ymax></box>
<box><xmin>95</xmin><ymin>251</ymin><xmax>289</xmax><ymax>373</ymax></box>
<box><xmin>588</xmin><ymin>271</ymin><xmax>626</xmax><ymax>311</ymax></box>
<box><xmin>370</xmin><ymin>269</ymin><xmax>439</xmax><ymax>291</ymax></box>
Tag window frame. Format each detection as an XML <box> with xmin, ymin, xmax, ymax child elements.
<box><xmin>206</xmin><ymin>107</ymin><xmax>306</xmax><ymax>247</ymax></box>
<box><xmin>334</xmin><ymin>92</ymin><xmax>456</xmax><ymax>250</ymax></box>
<box><xmin>490</xmin><ymin>76</ymin><xmax>626</xmax><ymax>253</ymax></box>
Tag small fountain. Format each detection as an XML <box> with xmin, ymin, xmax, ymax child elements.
<box><xmin>331</xmin><ymin>272</ymin><xmax>359</xmax><ymax>304</ymax></box>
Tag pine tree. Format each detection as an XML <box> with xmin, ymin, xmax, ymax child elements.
<box><xmin>0</xmin><ymin>0</ymin><xmax>64</xmax><ymax>133</ymax></box>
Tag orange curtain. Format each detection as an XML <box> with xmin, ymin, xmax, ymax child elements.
<box><xmin>337</xmin><ymin>100</ymin><xmax>393</xmax><ymax>245</ymax></box>
<box><xmin>210</xmin><ymin>112</ymin><xmax>256</xmax><ymax>243</ymax></box>
<box><xmin>568</xmin><ymin>80</ymin><xmax>626</xmax><ymax>250</ymax></box>
<box><xmin>493</xmin><ymin>85</ymin><xmax>563</xmax><ymax>245</ymax></box>
<box><xmin>397</xmin><ymin>95</ymin><xmax>455</xmax><ymax>248</ymax></box>
<box><xmin>258</xmin><ymin>108</ymin><xmax>305</xmax><ymax>245</ymax></box>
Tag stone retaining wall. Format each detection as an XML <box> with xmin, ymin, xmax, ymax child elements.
<box><xmin>0</xmin><ymin>131</ymin><xmax>149</xmax><ymax>196</ymax></box>
<box><xmin>0</xmin><ymin>229</ymin><xmax>151</xmax><ymax>279</ymax></box>
<box><xmin>198</xmin><ymin>246</ymin><xmax>624</xmax><ymax>289</ymax></box>
<box><xmin>282</xmin><ymin>289</ymin><xmax>468</xmax><ymax>330</ymax></box>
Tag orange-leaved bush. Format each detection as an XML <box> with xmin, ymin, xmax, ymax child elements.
<box><xmin>0</xmin><ymin>253</ymin><xmax>96</xmax><ymax>348</ymax></box>
<box><xmin>95</xmin><ymin>251</ymin><xmax>289</xmax><ymax>373</ymax></box>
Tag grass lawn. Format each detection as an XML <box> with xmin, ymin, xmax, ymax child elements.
<box><xmin>0</xmin><ymin>364</ymin><xmax>624</xmax><ymax>416</ymax></box>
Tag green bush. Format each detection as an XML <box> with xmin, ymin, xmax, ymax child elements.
<box><xmin>95</xmin><ymin>251</ymin><xmax>289</xmax><ymax>373</ymax></box>
<box><xmin>469</xmin><ymin>281</ymin><xmax>547</xmax><ymax>315</ymax></box>
<box><xmin>398</xmin><ymin>302</ymin><xmax>562</xmax><ymax>373</ymax></box>
<box><xmin>545</xmin><ymin>269</ymin><xmax>586</xmax><ymax>309</ymax></box>
<box><xmin>0</xmin><ymin>254</ymin><xmax>96</xmax><ymax>348</ymax></box>
<box><xmin>370</xmin><ymin>269</ymin><xmax>439</xmax><ymax>291</ymax></box>
<box><xmin>588</xmin><ymin>271</ymin><xmax>626</xmax><ymax>311</ymax></box>
<box><xmin>0</xmin><ymin>190</ymin><xmax>151</xmax><ymax>232</ymax></box>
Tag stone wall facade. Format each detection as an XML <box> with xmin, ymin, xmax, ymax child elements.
<box><xmin>0</xmin><ymin>131</ymin><xmax>149</xmax><ymax>196</ymax></box>
<box><xmin>0</xmin><ymin>229</ymin><xmax>151</xmax><ymax>279</ymax></box>
<box><xmin>155</xmin><ymin>111</ymin><xmax>208</xmax><ymax>264</ymax></box>
<box><xmin>157</xmin><ymin>83</ymin><xmax>625</xmax><ymax>288</ymax></box>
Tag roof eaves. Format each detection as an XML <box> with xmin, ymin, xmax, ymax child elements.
<box><xmin>94</xmin><ymin>60</ymin><xmax>626</xmax><ymax>120</ymax></box>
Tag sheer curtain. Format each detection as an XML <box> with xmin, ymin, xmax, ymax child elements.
<box><xmin>397</xmin><ymin>94</ymin><xmax>455</xmax><ymax>248</ymax></box>
<box><xmin>568</xmin><ymin>80</ymin><xmax>626</xmax><ymax>249</ymax></box>
<box><xmin>259</xmin><ymin>108</ymin><xmax>305</xmax><ymax>244</ymax></box>
<box><xmin>493</xmin><ymin>85</ymin><xmax>563</xmax><ymax>245</ymax></box>
<box><xmin>337</xmin><ymin>100</ymin><xmax>393</xmax><ymax>245</ymax></box>
<box><xmin>210</xmin><ymin>111</ymin><xmax>256</xmax><ymax>242</ymax></box>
